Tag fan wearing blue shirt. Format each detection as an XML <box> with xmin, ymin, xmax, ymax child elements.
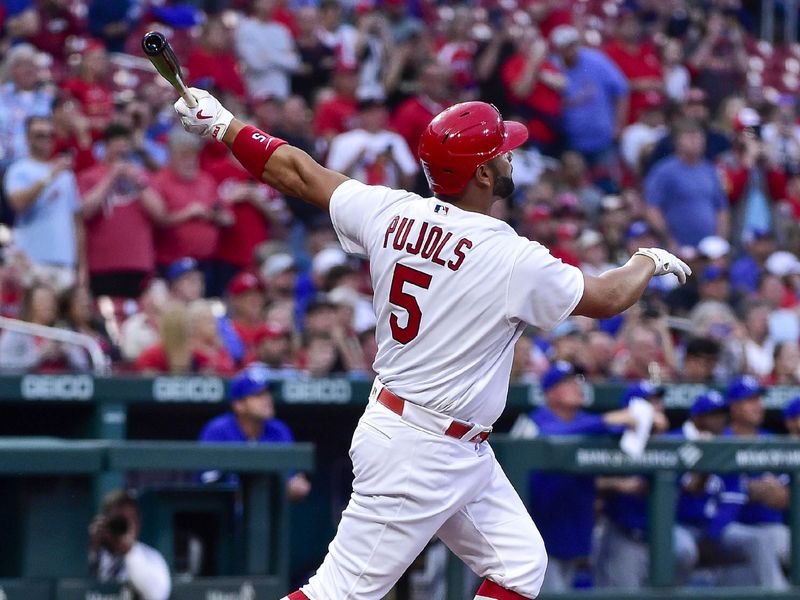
<box><xmin>712</xmin><ymin>376</ymin><xmax>790</xmax><ymax>590</ymax></box>
<box><xmin>528</xmin><ymin>362</ymin><xmax>636</xmax><ymax>592</ymax></box>
<box><xmin>783</xmin><ymin>396</ymin><xmax>800</xmax><ymax>437</ymax></box>
<box><xmin>595</xmin><ymin>381</ymin><xmax>698</xmax><ymax>589</ymax></box>
<box><xmin>199</xmin><ymin>363</ymin><xmax>311</xmax><ymax>502</ymax></box>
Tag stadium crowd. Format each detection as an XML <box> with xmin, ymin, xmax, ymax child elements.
<box><xmin>3</xmin><ymin>0</ymin><xmax>800</xmax><ymax>593</ymax></box>
<box><xmin>0</xmin><ymin>0</ymin><xmax>798</xmax><ymax>385</ymax></box>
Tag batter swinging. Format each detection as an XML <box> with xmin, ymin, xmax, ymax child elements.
<box><xmin>174</xmin><ymin>88</ymin><xmax>690</xmax><ymax>600</ymax></box>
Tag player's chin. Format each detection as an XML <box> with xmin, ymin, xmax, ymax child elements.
<box><xmin>492</xmin><ymin>176</ymin><xmax>515</xmax><ymax>199</ymax></box>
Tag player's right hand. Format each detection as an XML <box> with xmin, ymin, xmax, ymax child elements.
<box><xmin>174</xmin><ymin>87</ymin><xmax>234</xmax><ymax>142</ymax></box>
<box><xmin>634</xmin><ymin>247</ymin><xmax>692</xmax><ymax>284</ymax></box>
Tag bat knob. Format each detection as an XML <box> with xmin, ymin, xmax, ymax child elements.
<box><xmin>142</xmin><ymin>31</ymin><xmax>167</xmax><ymax>56</ymax></box>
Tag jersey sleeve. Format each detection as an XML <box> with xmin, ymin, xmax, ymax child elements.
<box><xmin>505</xmin><ymin>239</ymin><xmax>585</xmax><ymax>330</ymax></box>
<box><xmin>328</xmin><ymin>178</ymin><xmax>409</xmax><ymax>255</ymax></box>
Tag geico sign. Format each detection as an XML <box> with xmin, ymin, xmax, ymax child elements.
<box><xmin>153</xmin><ymin>377</ymin><xmax>225</xmax><ymax>402</ymax></box>
<box><xmin>21</xmin><ymin>375</ymin><xmax>94</xmax><ymax>400</ymax></box>
<box><xmin>282</xmin><ymin>378</ymin><xmax>352</xmax><ymax>403</ymax></box>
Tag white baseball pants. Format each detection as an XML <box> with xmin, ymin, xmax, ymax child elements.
<box><xmin>300</xmin><ymin>400</ymin><xmax>547</xmax><ymax>600</ymax></box>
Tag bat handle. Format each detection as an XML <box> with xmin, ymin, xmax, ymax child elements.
<box><xmin>181</xmin><ymin>87</ymin><xmax>198</xmax><ymax>109</ymax></box>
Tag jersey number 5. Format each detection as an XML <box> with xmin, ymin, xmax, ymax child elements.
<box><xmin>389</xmin><ymin>263</ymin><xmax>432</xmax><ymax>344</ymax></box>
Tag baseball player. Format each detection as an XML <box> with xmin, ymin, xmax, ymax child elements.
<box><xmin>174</xmin><ymin>88</ymin><xmax>691</xmax><ymax>600</ymax></box>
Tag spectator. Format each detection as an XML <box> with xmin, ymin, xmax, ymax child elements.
<box><xmin>58</xmin><ymin>285</ymin><xmax>117</xmax><ymax>363</ymax></box>
<box><xmin>766</xmin><ymin>341</ymin><xmax>800</xmax><ymax>385</ymax></box>
<box><xmin>556</xmin><ymin>152</ymin><xmax>604</xmax><ymax>218</ymax></box>
<box><xmin>89</xmin><ymin>490</ymin><xmax>171</xmax><ymax>600</ymax></box>
<box><xmin>51</xmin><ymin>93</ymin><xmax>95</xmax><ymax>174</ymax></box>
<box><xmin>300</xmin><ymin>333</ymin><xmax>341</xmax><ymax>377</ymax></box>
<box><xmin>584</xmin><ymin>330</ymin><xmax>615</xmax><ymax>379</ymax></box>
<box><xmin>325</xmin><ymin>96</ymin><xmax>417</xmax><ymax>189</ymax></box>
<box><xmin>680</xmin><ymin>337</ymin><xmax>722</xmax><ymax>384</ymax></box>
<box><xmin>734</xmin><ymin>301</ymin><xmax>774</xmax><ymax>379</ymax></box>
<box><xmin>119</xmin><ymin>278</ymin><xmax>168</xmax><ymax>362</ymax></box>
<box><xmin>661</xmin><ymin>38</ymin><xmax>690</xmax><ymax>103</ymax></box>
<box><xmin>784</xmin><ymin>397</ymin><xmax>800</xmax><ymax>437</ymax></box>
<box><xmin>644</xmin><ymin>88</ymin><xmax>732</xmax><ymax>172</ymax></box>
<box><xmin>500</xmin><ymin>26</ymin><xmax>564</xmax><ymax>156</ymax></box>
<box><xmin>235</xmin><ymin>0</ymin><xmax>300</xmax><ymax>101</ymax></box>
<box><xmin>688</xmin><ymin>9</ymin><xmax>748</xmax><ymax>115</ymax></box>
<box><xmin>527</xmin><ymin>361</ymin><xmax>636</xmax><ymax>592</ymax></box>
<box><xmin>135</xmin><ymin>303</ymin><xmax>218</xmax><ymax>374</ymax></box>
<box><xmin>595</xmin><ymin>381</ymin><xmax>693</xmax><ymax>589</ymax></box>
<box><xmin>250</xmin><ymin>322</ymin><xmax>297</xmax><ymax>377</ymax></box>
<box><xmin>0</xmin><ymin>282</ymin><xmax>85</xmax><ymax>372</ymax></box>
<box><xmin>679</xmin><ymin>390</ymin><xmax>728</xmax><ymax>440</ymax></box>
<box><xmin>4</xmin><ymin>115</ymin><xmax>85</xmax><ymax>293</ymax></box>
<box><xmin>87</xmin><ymin>0</ymin><xmax>138</xmax><ymax>53</ymax></box>
<box><xmin>27</xmin><ymin>0</ymin><xmax>85</xmax><ymax>63</ymax></box>
<box><xmin>620</xmin><ymin>97</ymin><xmax>667</xmax><ymax>175</ymax></box>
<box><xmin>199</xmin><ymin>364</ymin><xmax>311</xmax><ymax>501</ymax></box>
<box><xmin>187</xmin><ymin>300</ymin><xmax>235</xmax><ymax>376</ymax></box>
<box><xmin>0</xmin><ymin>44</ymin><xmax>53</xmax><ymax>165</ymax></box>
<box><xmin>576</xmin><ymin>230</ymin><xmax>613</xmax><ymax>277</ymax></box>
<box><xmin>260</xmin><ymin>251</ymin><xmax>298</xmax><ymax>305</ymax></box>
<box><xmin>223</xmin><ymin>271</ymin><xmax>266</xmax><ymax>361</ymax></box>
<box><xmin>62</xmin><ymin>40</ymin><xmax>114</xmax><ymax>133</ymax></box>
<box><xmin>436</xmin><ymin>7</ymin><xmax>476</xmax><ymax>98</ymax></box>
<box><xmin>761</xmin><ymin>97</ymin><xmax>800</xmax><ymax>174</ymax></box>
<box><xmin>644</xmin><ymin>119</ymin><xmax>730</xmax><ymax>248</ymax></box>
<box><xmin>291</xmin><ymin>6</ymin><xmax>335</xmax><ymax>105</ymax></box>
<box><xmin>151</xmin><ymin>129</ymin><xmax>232</xmax><ymax>285</ymax></box>
<box><xmin>714</xmin><ymin>377</ymin><xmax>791</xmax><ymax>590</ymax></box>
<box><xmin>604</xmin><ymin>8</ymin><xmax>664</xmax><ymax>125</ymax></box>
<box><xmin>313</xmin><ymin>62</ymin><xmax>360</xmax><ymax>144</ymax></box>
<box><xmin>166</xmin><ymin>258</ymin><xmax>204</xmax><ymax>304</ymax></box>
<box><xmin>510</xmin><ymin>335</ymin><xmax>537</xmax><ymax>384</ymax></box>
<box><xmin>730</xmin><ymin>229</ymin><xmax>776</xmax><ymax>294</ymax></box>
<box><xmin>549</xmin><ymin>25</ymin><xmax>629</xmax><ymax>184</ymax></box>
<box><xmin>317</xmin><ymin>0</ymin><xmax>358</xmax><ymax>67</ymax></box>
<box><xmin>391</xmin><ymin>61</ymin><xmax>453</xmax><ymax>161</ymax></box>
<box><xmin>77</xmin><ymin>124</ymin><xmax>162</xmax><ymax>299</ymax></box>
<box><xmin>757</xmin><ymin>269</ymin><xmax>800</xmax><ymax>345</ymax></box>
<box><xmin>352</xmin><ymin>5</ymin><xmax>392</xmax><ymax>100</ymax></box>
<box><xmin>186</xmin><ymin>16</ymin><xmax>246</xmax><ymax>100</ymax></box>
<box><xmin>613</xmin><ymin>321</ymin><xmax>676</xmax><ymax>381</ymax></box>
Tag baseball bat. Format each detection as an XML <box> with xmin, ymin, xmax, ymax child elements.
<box><xmin>141</xmin><ymin>31</ymin><xmax>197</xmax><ymax>108</ymax></box>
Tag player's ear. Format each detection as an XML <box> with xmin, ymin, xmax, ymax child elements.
<box><xmin>474</xmin><ymin>163</ymin><xmax>492</xmax><ymax>190</ymax></box>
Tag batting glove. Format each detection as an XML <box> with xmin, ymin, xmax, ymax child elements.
<box><xmin>174</xmin><ymin>87</ymin><xmax>234</xmax><ymax>142</ymax></box>
<box><xmin>634</xmin><ymin>247</ymin><xmax>692</xmax><ymax>284</ymax></box>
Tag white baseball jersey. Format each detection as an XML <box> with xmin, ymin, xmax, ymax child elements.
<box><xmin>329</xmin><ymin>179</ymin><xmax>584</xmax><ymax>426</ymax></box>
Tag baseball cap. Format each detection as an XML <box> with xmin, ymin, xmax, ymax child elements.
<box><xmin>227</xmin><ymin>271</ymin><xmax>263</xmax><ymax>296</ymax></box>
<box><xmin>550</xmin><ymin>25</ymin><xmax>580</xmax><ymax>49</ymax></box>
<box><xmin>725</xmin><ymin>375</ymin><xmax>765</xmax><ymax>403</ymax></box>
<box><xmin>312</xmin><ymin>247</ymin><xmax>349</xmax><ymax>277</ymax></box>
<box><xmin>166</xmin><ymin>257</ymin><xmax>199</xmax><ymax>283</ymax></box>
<box><xmin>734</xmin><ymin>107</ymin><xmax>761</xmax><ymax>131</ymax></box>
<box><xmin>577</xmin><ymin>229</ymin><xmax>604</xmax><ymax>251</ymax></box>
<box><xmin>783</xmin><ymin>396</ymin><xmax>800</xmax><ymax>419</ymax></box>
<box><xmin>261</xmin><ymin>253</ymin><xmax>296</xmax><ymax>278</ymax></box>
<box><xmin>229</xmin><ymin>363</ymin><xmax>273</xmax><ymax>402</ymax></box>
<box><xmin>689</xmin><ymin>390</ymin><xmax>727</xmax><ymax>416</ymax></box>
<box><xmin>541</xmin><ymin>361</ymin><xmax>578</xmax><ymax>391</ymax></box>
<box><xmin>621</xmin><ymin>380</ymin><xmax>665</xmax><ymax>407</ymax></box>
<box><xmin>700</xmin><ymin>265</ymin><xmax>728</xmax><ymax>282</ymax></box>
<box><xmin>743</xmin><ymin>228</ymin><xmax>774</xmax><ymax>244</ymax></box>
<box><xmin>625</xmin><ymin>220</ymin><xmax>653</xmax><ymax>240</ymax></box>
<box><xmin>697</xmin><ymin>235</ymin><xmax>731</xmax><ymax>260</ymax></box>
<box><xmin>601</xmin><ymin>195</ymin><xmax>624</xmax><ymax>212</ymax></box>
<box><xmin>527</xmin><ymin>203</ymin><xmax>552</xmax><ymax>223</ymax></box>
<box><xmin>765</xmin><ymin>251</ymin><xmax>800</xmax><ymax>277</ymax></box>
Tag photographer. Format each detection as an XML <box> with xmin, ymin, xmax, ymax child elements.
<box><xmin>89</xmin><ymin>490</ymin><xmax>171</xmax><ymax>600</ymax></box>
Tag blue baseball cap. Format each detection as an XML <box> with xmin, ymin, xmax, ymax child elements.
<box><xmin>700</xmin><ymin>265</ymin><xmax>727</xmax><ymax>283</ymax></box>
<box><xmin>783</xmin><ymin>396</ymin><xmax>800</xmax><ymax>419</ymax></box>
<box><xmin>621</xmin><ymin>380</ymin><xmax>665</xmax><ymax>407</ymax></box>
<box><xmin>541</xmin><ymin>361</ymin><xmax>577</xmax><ymax>392</ymax></box>
<box><xmin>166</xmin><ymin>257</ymin><xmax>199</xmax><ymax>283</ymax></box>
<box><xmin>725</xmin><ymin>375</ymin><xmax>764</xmax><ymax>403</ymax></box>
<box><xmin>625</xmin><ymin>220</ymin><xmax>653</xmax><ymax>241</ymax></box>
<box><xmin>690</xmin><ymin>390</ymin><xmax>727</xmax><ymax>416</ymax></box>
<box><xmin>229</xmin><ymin>363</ymin><xmax>273</xmax><ymax>402</ymax></box>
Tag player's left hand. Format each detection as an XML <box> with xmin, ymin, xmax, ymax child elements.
<box><xmin>174</xmin><ymin>87</ymin><xmax>234</xmax><ymax>141</ymax></box>
<box><xmin>634</xmin><ymin>247</ymin><xmax>692</xmax><ymax>284</ymax></box>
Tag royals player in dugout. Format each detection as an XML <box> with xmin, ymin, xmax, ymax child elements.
<box><xmin>174</xmin><ymin>87</ymin><xmax>690</xmax><ymax>600</ymax></box>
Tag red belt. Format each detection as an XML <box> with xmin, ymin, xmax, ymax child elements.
<box><xmin>376</xmin><ymin>387</ymin><xmax>491</xmax><ymax>443</ymax></box>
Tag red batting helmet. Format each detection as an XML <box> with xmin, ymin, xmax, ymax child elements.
<box><xmin>418</xmin><ymin>101</ymin><xmax>528</xmax><ymax>195</ymax></box>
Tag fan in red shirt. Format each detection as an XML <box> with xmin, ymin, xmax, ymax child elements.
<box><xmin>501</xmin><ymin>28</ymin><xmax>565</xmax><ymax>155</ymax></box>
<box><xmin>150</xmin><ymin>130</ymin><xmax>233</xmax><ymax>275</ymax></box>
<box><xmin>313</xmin><ymin>62</ymin><xmax>359</xmax><ymax>143</ymax></box>
<box><xmin>436</xmin><ymin>8</ymin><xmax>477</xmax><ymax>95</ymax></box>
<box><xmin>391</xmin><ymin>61</ymin><xmax>452</xmax><ymax>161</ymax></box>
<box><xmin>51</xmin><ymin>94</ymin><xmax>96</xmax><ymax>173</ymax></box>
<box><xmin>62</xmin><ymin>40</ymin><xmax>115</xmax><ymax>133</ymax></box>
<box><xmin>226</xmin><ymin>271</ymin><xmax>267</xmax><ymax>356</ymax></box>
<box><xmin>28</xmin><ymin>0</ymin><xmax>86</xmax><ymax>64</ymax></box>
<box><xmin>186</xmin><ymin>15</ymin><xmax>246</xmax><ymax>100</ymax></box>
<box><xmin>77</xmin><ymin>124</ymin><xmax>162</xmax><ymax>299</ymax></box>
<box><xmin>603</xmin><ymin>10</ymin><xmax>664</xmax><ymax>125</ymax></box>
<box><xmin>207</xmin><ymin>156</ymin><xmax>283</xmax><ymax>287</ymax></box>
